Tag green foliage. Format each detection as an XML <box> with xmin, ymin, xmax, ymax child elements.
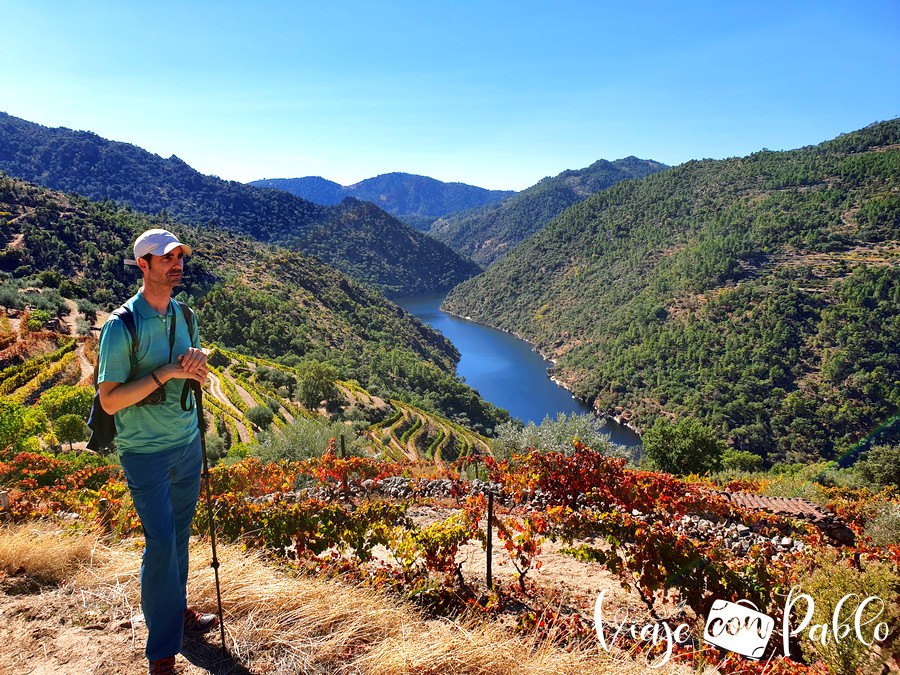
<box><xmin>855</xmin><ymin>442</ymin><xmax>900</xmax><ymax>490</ymax></box>
<box><xmin>207</xmin><ymin>348</ymin><xmax>230</xmax><ymax>368</ymax></box>
<box><xmin>445</xmin><ymin>120</ymin><xmax>900</xmax><ymax>463</ymax></box>
<box><xmin>27</xmin><ymin>309</ymin><xmax>53</xmax><ymax>330</ymax></box>
<box><xmin>864</xmin><ymin>502</ymin><xmax>900</xmax><ymax>548</ymax></box>
<box><xmin>255</xmin><ymin>364</ymin><xmax>296</xmax><ymax>391</ymax></box>
<box><xmin>294</xmin><ymin>360</ymin><xmax>339</xmax><ymax>409</ymax></box>
<box><xmin>37</xmin><ymin>384</ymin><xmax>93</xmax><ymax>421</ymax></box>
<box><xmin>75</xmin><ymin>317</ymin><xmax>91</xmax><ymax>335</ymax></box>
<box><xmin>0</xmin><ymin>398</ymin><xmax>49</xmax><ymax>454</ymax></box>
<box><xmin>255</xmin><ymin>418</ymin><xmax>366</xmax><ymax>463</ymax></box>
<box><xmin>37</xmin><ymin>270</ymin><xmax>63</xmax><ymax>288</ymax></box>
<box><xmin>76</xmin><ymin>299</ymin><xmax>98</xmax><ymax>321</ymax></box>
<box><xmin>54</xmin><ymin>413</ymin><xmax>88</xmax><ymax>450</ymax></box>
<box><xmin>204</xmin><ymin>434</ymin><xmax>227</xmax><ymax>464</ymax></box>
<box><xmin>245</xmin><ymin>405</ymin><xmax>274</xmax><ymax>431</ymax></box>
<box><xmin>491</xmin><ymin>412</ymin><xmax>620</xmax><ymax>460</ymax></box>
<box><xmin>643</xmin><ymin>416</ymin><xmax>724</xmax><ymax>475</ymax></box>
<box><xmin>721</xmin><ymin>448</ymin><xmax>763</xmax><ymax>472</ymax></box>
<box><xmin>799</xmin><ymin>551</ymin><xmax>900</xmax><ymax>675</ymax></box>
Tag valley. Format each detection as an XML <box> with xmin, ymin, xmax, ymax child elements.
<box><xmin>1</xmin><ymin>113</ymin><xmax>898</xmax><ymax>675</ymax></box>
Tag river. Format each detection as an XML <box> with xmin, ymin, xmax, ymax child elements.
<box><xmin>394</xmin><ymin>293</ymin><xmax>641</xmax><ymax>448</ymax></box>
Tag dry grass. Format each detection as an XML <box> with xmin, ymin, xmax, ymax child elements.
<box><xmin>1</xmin><ymin>526</ymin><xmax>693</xmax><ymax>674</ymax></box>
<box><xmin>0</xmin><ymin>522</ymin><xmax>102</xmax><ymax>584</ymax></box>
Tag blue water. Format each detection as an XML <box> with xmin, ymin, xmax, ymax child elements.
<box><xmin>395</xmin><ymin>293</ymin><xmax>641</xmax><ymax>448</ymax></box>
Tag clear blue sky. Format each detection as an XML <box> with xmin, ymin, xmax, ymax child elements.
<box><xmin>3</xmin><ymin>1</ymin><xmax>898</xmax><ymax>190</ymax></box>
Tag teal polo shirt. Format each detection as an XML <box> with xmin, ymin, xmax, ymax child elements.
<box><xmin>97</xmin><ymin>292</ymin><xmax>200</xmax><ymax>454</ymax></box>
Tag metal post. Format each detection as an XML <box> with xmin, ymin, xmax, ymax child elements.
<box><xmin>486</xmin><ymin>491</ymin><xmax>494</xmax><ymax>590</ymax></box>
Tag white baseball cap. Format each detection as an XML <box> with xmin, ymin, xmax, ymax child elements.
<box><xmin>125</xmin><ymin>229</ymin><xmax>193</xmax><ymax>266</ymax></box>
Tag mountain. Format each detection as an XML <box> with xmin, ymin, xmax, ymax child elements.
<box><xmin>251</xmin><ymin>173</ymin><xmax>515</xmax><ymax>230</ymax></box>
<box><xmin>444</xmin><ymin>121</ymin><xmax>900</xmax><ymax>463</ymax></box>
<box><xmin>0</xmin><ymin>174</ymin><xmax>508</xmax><ymax>433</ymax></box>
<box><xmin>428</xmin><ymin>157</ymin><xmax>667</xmax><ymax>266</ymax></box>
<box><xmin>253</xmin><ymin>176</ymin><xmax>347</xmax><ymax>206</ymax></box>
<box><xmin>0</xmin><ymin>113</ymin><xmax>480</xmax><ymax>296</ymax></box>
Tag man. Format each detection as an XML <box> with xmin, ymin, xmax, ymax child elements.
<box><xmin>98</xmin><ymin>228</ymin><xmax>218</xmax><ymax>675</ymax></box>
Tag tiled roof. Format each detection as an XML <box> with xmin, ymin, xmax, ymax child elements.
<box><xmin>721</xmin><ymin>491</ymin><xmax>855</xmax><ymax>545</ymax></box>
<box><xmin>726</xmin><ymin>493</ymin><xmax>830</xmax><ymax>521</ymax></box>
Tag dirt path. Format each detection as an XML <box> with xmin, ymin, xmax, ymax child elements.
<box><xmin>76</xmin><ymin>342</ymin><xmax>93</xmax><ymax>386</ymax></box>
<box><xmin>207</xmin><ymin>373</ymin><xmax>243</xmax><ymax>417</ymax></box>
<box><xmin>61</xmin><ymin>299</ymin><xmax>80</xmax><ymax>336</ymax></box>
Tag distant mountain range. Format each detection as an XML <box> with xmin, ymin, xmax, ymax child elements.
<box><xmin>0</xmin><ymin>113</ymin><xmax>479</xmax><ymax>296</ymax></box>
<box><xmin>0</xmin><ymin>173</ymin><xmax>507</xmax><ymax>432</ymax></box>
<box><xmin>428</xmin><ymin>157</ymin><xmax>668</xmax><ymax>266</ymax></box>
<box><xmin>445</xmin><ymin>120</ymin><xmax>900</xmax><ymax>463</ymax></box>
<box><xmin>250</xmin><ymin>173</ymin><xmax>515</xmax><ymax>230</ymax></box>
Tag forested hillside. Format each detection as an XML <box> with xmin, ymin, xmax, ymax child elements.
<box><xmin>445</xmin><ymin>121</ymin><xmax>900</xmax><ymax>462</ymax></box>
<box><xmin>0</xmin><ymin>113</ymin><xmax>480</xmax><ymax>295</ymax></box>
<box><xmin>251</xmin><ymin>172</ymin><xmax>514</xmax><ymax>230</ymax></box>
<box><xmin>429</xmin><ymin>157</ymin><xmax>666</xmax><ymax>266</ymax></box>
<box><xmin>0</xmin><ymin>175</ymin><xmax>507</xmax><ymax>432</ymax></box>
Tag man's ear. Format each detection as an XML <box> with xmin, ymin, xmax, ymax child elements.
<box><xmin>137</xmin><ymin>257</ymin><xmax>150</xmax><ymax>273</ymax></box>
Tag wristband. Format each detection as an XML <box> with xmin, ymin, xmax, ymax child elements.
<box><xmin>151</xmin><ymin>371</ymin><xmax>164</xmax><ymax>388</ymax></box>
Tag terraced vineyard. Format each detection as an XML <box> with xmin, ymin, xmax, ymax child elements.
<box><xmin>0</xmin><ymin>330</ymin><xmax>83</xmax><ymax>405</ymax></box>
<box><xmin>366</xmin><ymin>399</ymin><xmax>492</xmax><ymax>468</ymax></box>
<box><xmin>1</xmin><ymin>313</ymin><xmax>494</xmax><ymax>471</ymax></box>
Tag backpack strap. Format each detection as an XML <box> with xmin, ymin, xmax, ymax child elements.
<box><xmin>176</xmin><ymin>301</ymin><xmax>198</xmax><ymax>413</ymax></box>
<box><xmin>116</xmin><ymin>307</ymin><xmax>139</xmax><ymax>376</ymax></box>
<box><xmin>93</xmin><ymin>306</ymin><xmax>138</xmax><ymax>387</ymax></box>
<box><xmin>176</xmin><ymin>301</ymin><xmax>196</xmax><ymax>346</ymax></box>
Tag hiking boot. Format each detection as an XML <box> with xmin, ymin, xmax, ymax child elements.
<box><xmin>184</xmin><ymin>607</ymin><xmax>219</xmax><ymax>636</ymax></box>
<box><xmin>148</xmin><ymin>655</ymin><xmax>177</xmax><ymax>674</ymax></box>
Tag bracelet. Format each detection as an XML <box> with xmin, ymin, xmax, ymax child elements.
<box><xmin>150</xmin><ymin>371</ymin><xmax>164</xmax><ymax>388</ymax></box>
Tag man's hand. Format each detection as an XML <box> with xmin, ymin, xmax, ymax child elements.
<box><xmin>177</xmin><ymin>347</ymin><xmax>209</xmax><ymax>383</ymax></box>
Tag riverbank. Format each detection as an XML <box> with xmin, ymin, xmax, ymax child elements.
<box><xmin>397</xmin><ymin>293</ymin><xmax>641</xmax><ymax>447</ymax></box>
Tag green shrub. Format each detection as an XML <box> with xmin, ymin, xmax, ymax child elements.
<box><xmin>643</xmin><ymin>416</ymin><xmax>724</xmax><ymax>475</ymax></box>
<box><xmin>721</xmin><ymin>448</ymin><xmax>763</xmax><ymax>472</ymax></box>
<box><xmin>205</xmin><ymin>435</ymin><xmax>227</xmax><ymax>464</ymax></box>
<box><xmin>38</xmin><ymin>385</ymin><xmax>94</xmax><ymax>421</ymax></box>
<box><xmin>255</xmin><ymin>418</ymin><xmax>366</xmax><ymax>463</ymax></box>
<box><xmin>799</xmin><ymin>551</ymin><xmax>900</xmax><ymax>675</ymax></box>
<box><xmin>295</xmin><ymin>360</ymin><xmax>339</xmax><ymax>409</ymax></box>
<box><xmin>28</xmin><ymin>309</ymin><xmax>53</xmax><ymax>330</ymax></box>
<box><xmin>54</xmin><ymin>414</ymin><xmax>89</xmax><ymax>451</ymax></box>
<box><xmin>856</xmin><ymin>443</ymin><xmax>900</xmax><ymax>490</ymax></box>
<box><xmin>246</xmin><ymin>405</ymin><xmax>274</xmax><ymax>430</ymax></box>
<box><xmin>865</xmin><ymin>503</ymin><xmax>900</xmax><ymax>548</ymax></box>
<box><xmin>255</xmin><ymin>365</ymin><xmax>297</xmax><ymax>391</ymax></box>
<box><xmin>75</xmin><ymin>317</ymin><xmax>92</xmax><ymax>336</ymax></box>
<box><xmin>76</xmin><ymin>299</ymin><xmax>99</xmax><ymax>322</ymax></box>
<box><xmin>491</xmin><ymin>412</ymin><xmax>620</xmax><ymax>460</ymax></box>
<box><xmin>207</xmin><ymin>348</ymin><xmax>230</xmax><ymax>368</ymax></box>
<box><xmin>0</xmin><ymin>399</ymin><xmax>49</xmax><ymax>453</ymax></box>
<box><xmin>37</xmin><ymin>270</ymin><xmax>63</xmax><ymax>288</ymax></box>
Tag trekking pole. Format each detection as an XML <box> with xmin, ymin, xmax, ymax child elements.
<box><xmin>192</xmin><ymin>381</ymin><xmax>227</xmax><ymax>653</ymax></box>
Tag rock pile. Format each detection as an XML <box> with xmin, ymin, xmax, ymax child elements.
<box><xmin>721</xmin><ymin>492</ymin><xmax>855</xmax><ymax>546</ymax></box>
<box><xmin>673</xmin><ymin>514</ymin><xmax>805</xmax><ymax>555</ymax></box>
<box><xmin>255</xmin><ymin>478</ymin><xmax>855</xmax><ymax>554</ymax></box>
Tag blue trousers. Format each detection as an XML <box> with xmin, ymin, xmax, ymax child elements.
<box><xmin>120</xmin><ymin>435</ymin><xmax>202</xmax><ymax>661</ymax></box>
